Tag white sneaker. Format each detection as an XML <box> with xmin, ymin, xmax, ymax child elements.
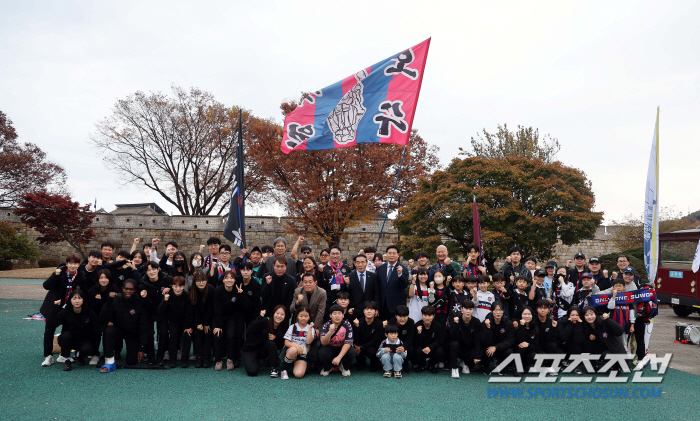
<box><xmin>281</xmin><ymin>370</ymin><xmax>289</xmax><ymax>380</ymax></box>
<box><xmin>177</xmin><ymin>350</ymin><xmax>182</xmax><ymax>361</ymax></box>
<box><xmin>438</xmin><ymin>362</ymin><xmax>444</xmax><ymax>369</ymax></box>
<box><xmin>163</xmin><ymin>351</ymin><xmax>170</xmax><ymax>361</ymax></box>
<box><xmin>89</xmin><ymin>356</ymin><xmax>100</xmax><ymax>366</ymax></box>
<box><xmin>41</xmin><ymin>356</ymin><xmax>54</xmax><ymax>367</ymax></box>
<box><xmin>56</xmin><ymin>355</ymin><xmax>67</xmax><ymax>363</ymax></box>
<box><xmin>451</xmin><ymin>368</ymin><xmax>460</xmax><ymax>379</ymax></box>
<box><xmin>320</xmin><ymin>368</ymin><xmax>331</xmax><ymax>376</ymax></box>
<box><xmin>339</xmin><ymin>363</ymin><xmax>351</xmax><ymax>377</ymax></box>
<box><xmin>638</xmin><ymin>355</ymin><xmax>651</xmax><ymax>367</ymax></box>
<box><xmin>461</xmin><ymin>362</ymin><xmax>470</xmax><ymax>375</ymax></box>
<box><xmin>189</xmin><ymin>355</ymin><xmax>196</xmax><ymax>361</ymax></box>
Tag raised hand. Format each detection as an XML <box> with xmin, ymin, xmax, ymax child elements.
<box><xmin>484</xmin><ymin>319</ymin><xmax>491</xmax><ymax>328</ymax></box>
<box><xmin>551</xmin><ymin>320</ymin><xmax>558</xmax><ymax>328</ymax></box>
<box><xmin>344</xmin><ymin>276</ymin><xmax>350</xmax><ymax>285</ymax></box>
<box><xmin>266</xmin><ymin>275</ymin><xmax>272</xmax><ymax>284</ymax></box>
<box><xmin>444</xmin><ymin>257</ymin><xmax>452</xmax><ymax>265</ymax></box>
<box><xmin>133</xmin><ymin>237</ymin><xmax>141</xmax><ymax>245</ymax></box>
<box><xmin>95</xmin><ymin>294</ymin><xmax>102</xmax><ymax>300</ymax></box>
<box><xmin>603</xmin><ymin>269</ymin><xmax>609</xmax><ymax>278</ymax></box>
<box><xmin>453</xmin><ymin>317</ymin><xmax>459</xmax><ymax>323</ymax></box>
<box><xmin>297</xmin><ymin>294</ymin><xmax>304</xmax><ymax>304</ymax></box>
<box><xmin>151</xmin><ymin>238</ymin><xmax>160</xmax><ymax>246</ymax></box>
<box><xmin>353</xmin><ymin>319</ymin><xmax>360</xmax><ymax>327</ymax></box>
<box><xmin>236</xmin><ymin>284</ymin><xmax>243</xmax><ymax>294</ymax></box>
<box><xmin>164</xmin><ymin>294</ymin><xmax>170</xmax><ymax>301</ymax></box>
<box><xmin>416</xmin><ymin>326</ymin><xmax>423</xmax><ymax>334</ymax></box>
<box><xmin>140</xmin><ymin>290</ymin><xmax>147</xmax><ymax>298</ymax></box>
<box><xmin>260</xmin><ymin>310</ymin><xmax>266</xmax><ymax>317</ymax></box>
<box><xmin>382</xmin><ymin>320</ymin><xmax>388</xmax><ymax>328</ymax></box>
<box><xmin>396</xmin><ymin>265</ymin><xmax>403</xmax><ymax>276</ymax></box>
<box><xmin>55</xmin><ymin>268</ymin><xmax>61</xmax><ymax>275</ymax></box>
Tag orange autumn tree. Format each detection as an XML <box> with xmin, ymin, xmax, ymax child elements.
<box><xmin>249</xmin><ymin>95</ymin><xmax>439</xmax><ymax>246</ymax></box>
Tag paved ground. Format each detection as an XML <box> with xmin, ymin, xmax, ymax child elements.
<box><xmin>0</xmin><ymin>267</ymin><xmax>54</xmax><ymax>279</ymax></box>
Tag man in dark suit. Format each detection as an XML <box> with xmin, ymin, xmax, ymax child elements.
<box><xmin>345</xmin><ymin>254</ymin><xmax>379</xmax><ymax>317</ymax></box>
<box><xmin>376</xmin><ymin>245</ymin><xmax>410</xmax><ymax>321</ymax></box>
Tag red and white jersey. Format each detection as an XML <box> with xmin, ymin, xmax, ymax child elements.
<box><xmin>473</xmin><ymin>290</ymin><xmax>494</xmax><ymax>322</ymax></box>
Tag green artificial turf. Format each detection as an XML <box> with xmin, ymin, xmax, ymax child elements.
<box><xmin>1</xmin><ymin>298</ymin><xmax>698</xmax><ymax>420</ymax></box>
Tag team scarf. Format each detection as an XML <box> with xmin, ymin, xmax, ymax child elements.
<box><xmin>329</xmin><ymin>261</ymin><xmax>344</xmax><ymax>286</ymax></box>
<box><xmin>551</xmin><ymin>282</ymin><xmax>574</xmax><ymax>320</ymax></box>
<box><xmin>611</xmin><ymin>305</ymin><xmax>631</xmax><ymax>330</ymax></box>
<box><xmin>65</xmin><ymin>270</ymin><xmax>77</xmax><ymax>305</ymax></box>
<box><xmin>585</xmin><ymin>289</ymin><xmax>654</xmax><ymax>307</ymax></box>
<box><xmin>436</xmin><ymin>261</ymin><xmax>447</xmax><ymax>271</ymax></box>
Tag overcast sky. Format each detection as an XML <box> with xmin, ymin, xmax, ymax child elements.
<box><xmin>2</xmin><ymin>1</ymin><xmax>699</xmax><ymax>224</ymax></box>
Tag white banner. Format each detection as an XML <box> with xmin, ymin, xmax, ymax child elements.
<box><xmin>643</xmin><ymin>108</ymin><xmax>660</xmax><ymax>282</ymax></box>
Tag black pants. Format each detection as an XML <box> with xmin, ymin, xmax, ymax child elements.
<box><xmin>411</xmin><ymin>346</ymin><xmax>445</xmax><ymax>368</ymax></box>
<box><xmin>155</xmin><ymin>320</ymin><xmax>168</xmax><ymax>360</ymax></box>
<box><xmin>103</xmin><ymin>325</ymin><xmax>140</xmax><ymax>365</ymax></box>
<box><xmin>355</xmin><ymin>346</ymin><xmax>379</xmax><ymax>368</ymax></box>
<box><xmin>214</xmin><ymin>318</ymin><xmax>244</xmax><ymax>362</ymax></box>
<box><xmin>634</xmin><ymin>319</ymin><xmax>647</xmax><ymax>359</ymax></box>
<box><xmin>166</xmin><ymin>320</ymin><xmax>190</xmax><ymax>361</ymax></box>
<box><xmin>193</xmin><ymin>329</ymin><xmax>212</xmax><ymax>360</ymax></box>
<box><xmin>483</xmin><ymin>346</ymin><xmax>512</xmax><ymax>372</ymax></box>
<box><xmin>241</xmin><ymin>340</ymin><xmax>279</xmax><ymax>376</ymax></box>
<box><xmin>449</xmin><ymin>341</ymin><xmax>478</xmax><ymax>369</ymax></box>
<box><xmin>516</xmin><ymin>348</ymin><xmax>537</xmax><ymax>373</ymax></box>
<box><xmin>318</xmin><ymin>345</ymin><xmax>356</xmax><ymax>371</ymax></box>
<box><xmin>43</xmin><ymin>308</ymin><xmax>61</xmax><ymax>357</ymax></box>
<box><xmin>58</xmin><ymin>332</ymin><xmax>93</xmax><ymax>359</ymax></box>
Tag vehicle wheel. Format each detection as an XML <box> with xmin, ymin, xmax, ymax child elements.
<box><xmin>672</xmin><ymin>305</ymin><xmax>692</xmax><ymax>317</ymax></box>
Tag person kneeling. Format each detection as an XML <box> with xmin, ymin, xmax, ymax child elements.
<box><xmin>318</xmin><ymin>304</ymin><xmax>356</xmax><ymax>376</ymax></box>
<box><xmin>281</xmin><ymin>306</ymin><xmax>315</xmax><ymax>379</ymax></box>
<box><xmin>53</xmin><ymin>290</ymin><xmax>100</xmax><ymax>371</ymax></box>
<box><xmin>448</xmin><ymin>301</ymin><xmax>481</xmax><ymax>378</ymax></box>
<box><xmin>411</xmin><ymin>305</ymin><xmax>445</xmax><ymax>373</ymax></box>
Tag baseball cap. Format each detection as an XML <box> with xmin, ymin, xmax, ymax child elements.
<box><xmin>545</xmin><ymin>260</ymin><xmax>557</xmax><ymax>269</ymax></box>
<box><xmin>574</xmin><ymin>253</ymin><xmax>585</xmax><ymax>260</ymax></box>
<box><xmin>250</xmin><ymin>246</ymin><xmax>262</xmax><ymax>254</ymax></box>
<box><xmin>581</xmin><ymin>272</ymin><xmax>594</xmax><ymax>279</ymax></box>
<box><xmin>534</xmin><ymin>269</ymin><xmax>546</xmax><ymax>277</ymax></box>
<box><xmin>623</xmin><ymin>266</ymin><xmax>636</xmax><ymax>275</ymax></box>
<box><xmin>589</xmin><ymin>257</ymin><xmax>601</xmax><ymax>264</ymax></box>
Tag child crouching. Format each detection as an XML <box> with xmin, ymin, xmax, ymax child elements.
<box><xmin>377</xmin><ymin>324</ymin><xmax>407</xmax><ymax>378</ymax></box>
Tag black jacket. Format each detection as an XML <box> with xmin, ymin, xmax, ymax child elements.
<box><xmin>583</xmin><ymin>316</ymin><xmax>625</xmax><ymax>354</ymax></box>
<box><xmin>388</xmin><ymin>317</ymin><xmax>415</xmax><ymax>349</ymax></box>
<box><xmin>509</xmin><ymin>289</ymin><xmax>529</xmax><ymax>321</ymax></box>
<box><xmin>100</xmin><ymin>294</ymin><xmax>150</xmax><ymax>348</ymax></box>
<box><xmin>481</xmin><ymin>313</ymin><xmax>515</xmax><ymax>353</ymax></box>
<box><xmin>102</xmin><ymin>260</ymin><xmax>134</xmax><ymax>290</ymax></box>
<box><xmin>448</xmin><ymin>316</ymin><xmax>482</xmax><ymax>358</ymax></box>
<box><xmin>241</xmin><ymin>315</ymin><xmax>286</xmax><ymax>352</ymax></box>
<box><xmin>158</xmin><ymin>292</ymin><xmax>190</xmax><ymax>325</ymax></box>
<box><xmin>353</xmin><ymin>318</ymin><xmax>384</xmax><ymax>351</ymax></box>
<box><xmin>557</xmin><ymin>318</ymin><xmax>585</xmax><ymax>353</ymax></box>
<box><xmin>260</xmin><ymin>273</ymin><xmax>296</xmax><ymax>315</ymax></box>
<box><xmin>40</xmin><ymin>268</ymin><xmax>89</xmax><ymax>319</ymax></box>
<box><xmin>87</xmin><ymin>284</ymin><xmax>119</xmax><ymax>315</ymax></box>
<box><xmin>138</xmin><ymin>272</ymin><xmax>173</xmax><ymax>318</ymax></box>
<box><xmin>236</xmin><ymin>276</ymin><xmax>262</xmax><ymax>323</ymax></box>
<box><xmin>319</xmin><ymin>263</ymin><xmax>352</xmax><ymax>305</ymax></box>
<box><xmin>213</xmin><ymin>285</ymin><xmax>242</xmax><ymax>329</ymax></box>
<box><xmin>190</xmin><ymin>284</ymin><xmax>215</xmax><ymax>327</ymax></box>
<box><xmin>51</xmin><ymin>306</ymin><xmax>100</xmax><ymax>340</ymax></box>
<box><xmin>532</xmin><ymin>316</ymin><xmax>558</xmax><ymax>347</ymax></box>
<box><xmin>414</xmin><ymin>320</ymin><xmax>445</xmax><ymax>351</ymax></box>
<box><xmin>514</xmin><ymin>322</ymin><xmax>540</xmax><ymax>353</ymax></box>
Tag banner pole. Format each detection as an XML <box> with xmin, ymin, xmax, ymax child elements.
<box><xmin>376</xmin><ymin>146</ymin><xmax>407</xmax><ymax>249</ymax></box>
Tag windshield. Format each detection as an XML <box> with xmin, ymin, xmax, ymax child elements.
<box><xmin>660</xmin><ymin>240</ymin><xmax>696</xmax><ymax>264</ymax></box>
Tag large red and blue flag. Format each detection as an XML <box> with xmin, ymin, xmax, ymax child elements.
<box><xmin>281</xmin><ymin>38</ymin><xmax>430</xmax><ymax>154</ymax></box>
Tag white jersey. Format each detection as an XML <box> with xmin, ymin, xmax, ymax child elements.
<box><xmin>283</xmin><ymin>323</ymin><xmax>315</xmax><ymax>348</ymax></box>
<box><xmin>473</xmin><ymin>290</ymin><xmax>495</xmax><ymax>322</ymax></box>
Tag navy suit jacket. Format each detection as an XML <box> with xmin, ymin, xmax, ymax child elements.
<box><xmin>376</xmin><ymin>262</ymin><xmax>409</xmax><ymax>313</ymax></box>
<box><xmin>347</xmin><ymin>270</ymin><xmax>380</xmax><ymax>313</ymax></box>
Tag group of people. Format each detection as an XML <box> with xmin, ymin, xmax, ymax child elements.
<box><xmin>38</xmin><ymin>236</ymin><xmax>657</xmax><ymax>380</ymax></box>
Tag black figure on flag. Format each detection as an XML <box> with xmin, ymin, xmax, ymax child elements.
<box><xmin>223</xmin><ymin>109</ymin><xmax>246</xmax><ymax>248</ymax></box>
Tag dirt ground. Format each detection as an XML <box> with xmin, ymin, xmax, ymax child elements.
<box><xmin>0</xmin><ymin>267</ymin><xmax>54</xmax><ymax>279</ymax></box>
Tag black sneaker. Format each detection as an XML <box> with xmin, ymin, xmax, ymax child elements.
<box><xmin>62</xmin><ymin>360</ymin><xmax>72</xmax><ymax>371</ymax></box>
<box><xmin>169</xmin><ymin>362</ymin><xmax>176</xmax><ymax>369</ymax></box>
<box><xmin>414</xmin><ymin>365</ymin><xmax>424</xmax><ymax>373</ymax></box>
<box><xmin>181</xmin><ymin>361</ymin><xmax>188</xmax><ymax>368</ymax></box>
<box><xmin>195</xmin><ymin>358</ymin><xmax>203</xmax><ymax>368</ymax></box>
<box><xmin>270</xmin><ymin>368</ymin><xmax>279</xmax><ymax>378</ymax></box>
<box><xmin>75</xmin><ymin>357</ymin><xmax>85</xmax><ymax>367</ymax></box>
<box><xmin>429</xmin><ymin>365</ymin><xmax>438</xmax><ymax>374</ymax></box>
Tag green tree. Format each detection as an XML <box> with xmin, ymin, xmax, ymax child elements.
<box><xmin>0</xmin><ymin>220</ymin><xmax>39</xmax><ymax>269</ymax></box>
<box><xmin>395</xmin><ymin>156</ymin><xmax>603</xmax><ymax>273</ymax></box>
<box><xmin>459</xmin><ymin>124</ymin><xmax>561</xmax><ymax>164</ymax></box>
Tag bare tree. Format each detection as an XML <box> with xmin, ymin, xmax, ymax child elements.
<box><xmin>92</xmin><ymin>86</ymin><xmax>273</xmax><ymax>215</ymax></box>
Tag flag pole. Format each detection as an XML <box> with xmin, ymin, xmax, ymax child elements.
<box><xmin>376</xmin><ymin>145</ymin><xmax>407</xmax><ymax>249</ymax></box>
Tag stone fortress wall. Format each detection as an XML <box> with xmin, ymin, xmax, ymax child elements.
<box><xmin>0</xmin><ymin>208</ymin><xmax>619</xmax><ymax>266</ymax></box>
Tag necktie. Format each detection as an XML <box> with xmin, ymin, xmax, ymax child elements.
<box><xmin>388</xmin><ymin>265</ymin><xmax>393</xmax><ymax>280</ymax></box>
<box><xmin>360</xmin><ymin>273</ymin><xmax>365</xmax><ymax>292</ymax></box>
